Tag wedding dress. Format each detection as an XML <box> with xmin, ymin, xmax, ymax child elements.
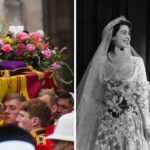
<box><xmin>94</xmin><ymin>54</ymin><xmax>150</xmax><ymax>150</ymax></box>
<box><xmin>77</xmin><ymin>16</ymin><xmax>150</xmax><ymax>150</ymax></box>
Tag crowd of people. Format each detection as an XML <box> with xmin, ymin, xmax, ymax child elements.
<box><xmin>0</xmin><ymin>88</ymin><xmax>74</xmax><ymax>150</ymax></box>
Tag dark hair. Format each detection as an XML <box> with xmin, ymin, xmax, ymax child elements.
<box><xmin>0</xmin><ymin>124</ymin><xmax>36</xmax><ymax>147</ymax></box>
<box><xmin>108</xmin><ymin>20</ymin><xmax>132</xmax><ymax>53</ymax></box>
<box><xmin>55</xmin><ymin>89</ymin><xmax>74</xmax><ymax>107</ymax></box>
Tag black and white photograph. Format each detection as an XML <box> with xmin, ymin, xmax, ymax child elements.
<box><xmin>77</xmin><ymin>0</ymin><xmax>150</xmax><ymax>150</ymax></box>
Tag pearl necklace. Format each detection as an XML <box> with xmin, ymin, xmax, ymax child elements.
<box><xmin>108</xmin><ymin>52</ymin><xmax>131</xmax><ymax>65</ymax></box>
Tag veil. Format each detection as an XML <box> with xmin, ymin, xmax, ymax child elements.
<box><xmin>77</xmin><ymin>16</ymin><xmax>139</xmax><ymax>150</ymax></box>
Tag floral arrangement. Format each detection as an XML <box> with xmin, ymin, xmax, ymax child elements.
<box><xmin>94</xmin><ymin>78</ymin><xmax>150</xmax><ymax>149</ymax></box>
<box><xmin>0</xmin><ymin>29</ymin><xmax>73</xmax><ymax>84</ymax></box>
<box><xmin>0</xmin><ymin>30</ymin><xmax>68</xmax><ymax>72</ymax></box>
<box><xmin>103</xmin><ymin>78</ymin><xmax>150</xmax><ymax>117</ymax></box>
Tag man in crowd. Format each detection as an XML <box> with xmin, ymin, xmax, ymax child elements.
<box><xmin>37</xmin><ymin>89</ymin><xmax>59</xmax><ymax>135</ymax></box>
<box><xmin>37</xmin><ymin>88</ymin><xmax>59</xmax><ymax>121</ymax></box>
<box><xmin>16</xmin><ymin>100</ymin><xmax>53</xmax><ymax>150</ymax></box>
<box><xmin>2</xmin><ymin>93</ymin><xmax>26</xmax><ymax>125</ymax></box>
<box><xmin>55</xmin><ymin>89</ymin><xmax>74</xmax><ymax>118</ymax></box>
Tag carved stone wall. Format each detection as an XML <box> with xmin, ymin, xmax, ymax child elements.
<box><xmin>0</xmin><ymin>0</ymin><xmax>5</xmax><ymax>17</ymax></box>
<box><xmin>20</xmin><ymin>0</ymin><xmax>43</xmax><ymax>31</ymax></box>
<box><xmin>2</xmin><ymin>0</ymin><xmax>43</xmax><ymax>31</ymax></box>
<box><xmin>4</xmin><ymin>0</ymin><xmax>23</xmax><ymax>25</ymax></box>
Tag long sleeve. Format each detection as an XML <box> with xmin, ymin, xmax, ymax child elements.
<box><xmin>137</xmin><ymin>58</ymin><xmax>147</xmax><ymax>82</ymax></box>
<box><xmin>137</xmin><ymin>58</ymin><xmax>150</xmax><ymax>128</ymax></box>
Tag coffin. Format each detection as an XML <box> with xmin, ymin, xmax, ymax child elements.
<box><xmin>0</xmin><ymin>71</ymin><xmax>57</xmax><ymax>101</ymax></box>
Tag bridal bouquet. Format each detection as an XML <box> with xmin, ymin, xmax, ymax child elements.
<box><xmin>103</xmin><ymin>78</ymin><xmax>150</xmax><ymax>117</ymax></box>
<box><xmin>95</xmin><ymin>78</ymin><xmax>150</xmax><ymax>149</ymax></box>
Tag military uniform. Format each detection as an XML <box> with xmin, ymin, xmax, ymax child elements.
<box><xmin>45</xmin><ymin>118</ymin><xmax>57</xmax><ymax>136</ymax></box>
<box><xmin>31</xmin><ymin>128</ymin><xmax>53</xmax><ymax>150</ymax></box>
<box><xmin>45</xmin><ymin>124</ymin><xmax>55</xmax><ymax>136</ymax></box>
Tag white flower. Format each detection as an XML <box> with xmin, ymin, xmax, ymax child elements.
<box><xmin>37</xmin><ymin>30</ymin><xmax>44</xmax><ymax>37</ymax></box>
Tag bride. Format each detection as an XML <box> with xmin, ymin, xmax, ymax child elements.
<box><xmin>77</xmin><ymin>16</ymin><xmax>150</xmax><ymax>150</ymax></box>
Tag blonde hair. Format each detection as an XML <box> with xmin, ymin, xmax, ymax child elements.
<box><xmin>2</xmin><ymin>93</ymin><xmax>26</xmax><ymax>103</ymax></box>
<box><xmin>38</xmin><ymin>89</ymin><xmax>58</xmax><ymax>105</ymax></box>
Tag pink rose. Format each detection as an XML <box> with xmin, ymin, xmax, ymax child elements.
<box><xmin>51</xmin><ymin>61</ymin><xmax>61</xmax><ymax>70</ymax></box>
<box><xmin>1</xmin><ymin>44</ymin><xmax>13</xmax><ymax>52</ymax></box>
<box><xmin>41</xmin><ymin>48</ymin><xmax>52</xmax><ymax>59</ymax></box>
<box><xmin>14</xmin><ymin>43</ymin><xmax>26</xmax><ymax>56</ymax></box>
<box><xmin>17</xmin><ymin>32</ymin><xmax>29</xmax><ymax>42</ymax></box>
<box><xmin>30</xmin><ymin>32</ymin><xmax>42</xmax><ymax>42</ymax></box>
<box><xmin>26</xmin><ymin>44</ymin><xmax>36</xmax><ymax>52</ymax></box>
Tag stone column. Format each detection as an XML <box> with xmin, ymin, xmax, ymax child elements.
<box><xmin>4</xmin><ymin>0</ymin><xmax>23</xmax><ymax>25</ymax></box>
<box><xmin>0</xmin><ymin>0</ymin><xmax>5</xmax><ymax>16</ymax></box>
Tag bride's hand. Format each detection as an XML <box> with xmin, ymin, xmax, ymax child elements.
<box><xmin>143</xmin><ymin>127</ymin><xmax>150</xmax><ymax>141</ymax></box>
<box><xmin>105</xmin><ymin>16</ymin><xmax>126</xmax><ymax>31</ymax></box>
<box><xmin>102</xmin><ymin>16</ymin><xmax>126</xmax><ymax>38</ymax></box>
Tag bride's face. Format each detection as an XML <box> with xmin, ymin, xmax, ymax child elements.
<box><xmin>113</xmin><ymin>25</ymin><xmax>131</xmax><ymax>49</ymax></box>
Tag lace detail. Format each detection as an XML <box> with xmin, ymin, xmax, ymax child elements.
<box><xmin>103</xmin><ymin>54</ymin><xmax>138</xmax><ymax>81</ymax></box>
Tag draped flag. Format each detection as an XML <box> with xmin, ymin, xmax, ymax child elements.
<box><xmin>0</xmin><ymin>71</ymin><xmax>57</xmax><ymax>101</ymax></box>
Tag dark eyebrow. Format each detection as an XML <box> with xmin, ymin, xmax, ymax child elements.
<box><xmin>120</xmin><ymin>30</ymin><xmax>127</xmax><ymax>32</ymax></box>
<box><xmin>120</xmin><ymin>30</ymin><xmax>130</xmax><ymax>34</ymax></box>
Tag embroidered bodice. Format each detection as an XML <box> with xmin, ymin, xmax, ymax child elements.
<box><xmin>102</xmin><ymin>54</ymin><xmax>146</xmax><ymax>82</ymax></box>
<box><xmin>101</xmin><ymin>54</ymin><xmax>150</xmax><ymax>128</ymax></box>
